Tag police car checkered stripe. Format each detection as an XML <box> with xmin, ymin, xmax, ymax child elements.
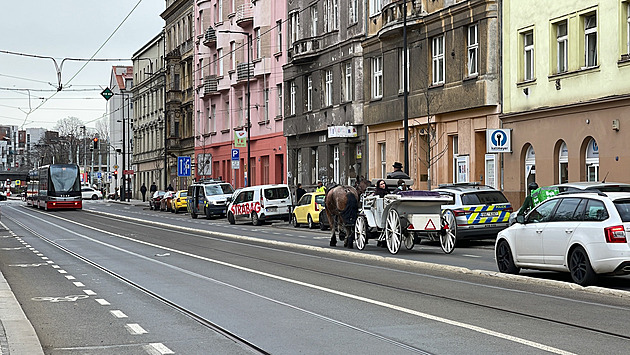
<box><xmin>465</xmin><ymin>204</ymin><xmax>511</xmax><ymax>224</ymax></box>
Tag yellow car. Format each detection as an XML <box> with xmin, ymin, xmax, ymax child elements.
<box><xmin>291</xmin><ymin>191</ymin><xmax>326</xmax><ymax>229</ymax></box>
<box><xmin>171</xmin><ymin>190</ymin><xmax>188</xmax><ymax>213</ymax></box>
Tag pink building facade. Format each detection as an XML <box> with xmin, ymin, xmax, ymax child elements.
<box><xmin>194</xmin><ymin>0</ymin><xmax>287</xmax><ymax>188</ymax></box>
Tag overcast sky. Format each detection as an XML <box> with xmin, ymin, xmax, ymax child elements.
<box><xmin>0</xmin><ymin>0</ymin><xmax>165</xmax><ymax>132</ymax></box>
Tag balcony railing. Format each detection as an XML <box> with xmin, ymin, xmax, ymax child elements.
<box><xmin>237</xmin><ymin>62</ymin><xmax>254</xmax><ymax>82</ymax></box>
<box><xmin>290</xmin><ymin>38</ymin><xmax>321</xmax><ymax>63</ymax></box>
<box><xmin>236</xmin><ymin>4</ymin><xmax>254</xmax><ymax>27</ymax></box>
<box><xmin>203</xmin><ymin>75</ymin><xmax>218</xmax><ymax>96</ymax></box>
<box><xmin>203</xmin><ymin>27</ymin><xmax>216</xmax><ymax>47</ymax></box>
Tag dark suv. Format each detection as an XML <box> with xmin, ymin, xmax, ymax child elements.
<box><xmin>187</xmin><ymin>180</ymin><xmax>235</xmax><ymax>219</ymax></box>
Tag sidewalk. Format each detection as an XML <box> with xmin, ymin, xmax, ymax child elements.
<box><xmin>0</xmin><ymin>220</ymin><xmax>45</xmax><ymax>355</ymax></box>
<box><xmin>105</xmin><ymin>198</ymin><xmax>147</xmax><ymax>207</ymax></box>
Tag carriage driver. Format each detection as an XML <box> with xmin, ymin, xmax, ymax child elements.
<box><xmin>387</xmin><ymin>162</ymin><xmax>410</xmax><ymax>179</ymax></box>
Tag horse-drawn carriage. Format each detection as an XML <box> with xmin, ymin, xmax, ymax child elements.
<box><xmin>354</xmin><ymin>179</ymin><xmax>456</xmax><ymax>254</ymax></box>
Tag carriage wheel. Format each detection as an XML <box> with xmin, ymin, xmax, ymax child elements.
<box><xmin>354</xmin><ymin>216</ymin><xmax>367</xmax><ymax>250</ymax></box>
<box><xmin>440</xmin><ymin>212</ymin><xmax>457</xmax><ymax>254</ymax></box>
<box><xmin>385</xmin><ymin>209</ymin><xmax>402</xmax><ymax>254</ymax></box>
<box><xmin>404</xmin><ymin>234</ymin><xmax>414</xmax><ymax>250</ymax></box>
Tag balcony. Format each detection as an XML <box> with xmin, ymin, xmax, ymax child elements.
<box><xmin>237</xmin><ymin>62</ymin><xmax>254</xmax><ymax>82</ymax></box>
<box><xmin>203</xmin><ymin>75</ymin><xmax>218</xmax><ymax>96</ymax></box>
<box><xmin>290</xmin><ymin>38</ymin><xmax>321</xmax><ymax>63</ymax></box>
<box><xmin>203</xmin><ymin>27</ymin><xmax>216</xmax><ymax>47</ymax></box>
<box><xmin>236</xmin><ymin>4</ymin><xmax>254</xmax><ymax>27</ymax></box>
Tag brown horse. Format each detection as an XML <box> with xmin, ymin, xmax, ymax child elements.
<box><xmin>325</xmin><ymin>185</ymin><xmax>359</xmax><ymax>248</ymax></box>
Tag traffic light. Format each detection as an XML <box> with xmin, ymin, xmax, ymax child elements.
<box><xmin>93</xmin><ymin>137</ymin><xmax>99</xmax><ymax>150</ymax></box>
<box><xmin>113</xmin><ymin>170</ymin><xmax>118</xmax><ymax>176</ymax></box>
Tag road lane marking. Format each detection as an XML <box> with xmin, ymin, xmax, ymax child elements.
<box><xmin>125</xmin><ymin>323</ymin><xmax>148</xmax><ymax>335</ymax></box>
<box><xmin>83</xmin><ymin>290</ymin><xmax>97</xmax><ymax>296</ymax></box>
<box><xmin>65</xmin><ymin>275</ymin><xmax>75</xmax><ymax>280</ymax></box>
<box><xmin>58</xmin><ymin>270</ymin><xmax>67</xmax><ymax>274</ymax></box>
<box><xmin>11</xmin><ymin>206</ymin><xmax>578</xmax><ymax>354</ymax></box>
<box><xmin>52</xmin><ymin>265</ymin><xmax>60</xmax><ymax>269</ymax></box>
<box><xmin>462</xmin><ymin>254</ymin><xmax>482</xmax><ymax>258</ymax></box>
<box><xmin>145</xmin><ymin>343</ymin><xmax>174</xmax><ymax>355</ymax></box>
<box><xmin>73</xmin><ymin>282</ymin><xmax>85</xmax><ymax>287</ymax></box>
<box><xmin>95</xmin><ymin>298</ymin><xmax>110</xmax><ymax>306</ymax></box>
<box><xmin>110</xmin><ymin>310</ymin><xmax>128</xmax><ymax>318</ymax></box>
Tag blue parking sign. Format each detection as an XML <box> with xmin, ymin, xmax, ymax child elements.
<box><xmin>177</xmin><ymin>156</ymin><xmax>191</xmax><ymax>177</ymax></box>
<box><xmin>231</xmin><ymin>149</ymin><xmax>240</xmax><ymax>161</ymax></box>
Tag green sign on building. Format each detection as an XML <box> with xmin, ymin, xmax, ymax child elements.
<box><xmin>101</xmin><ymin>87</ymin><xmax>114</xmax><ymax>101</ymax></box>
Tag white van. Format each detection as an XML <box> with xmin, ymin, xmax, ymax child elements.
<box><xmin>226</xmin><ymin>184</ymin><xmax>292</xmax><ymax>225</ymax></box>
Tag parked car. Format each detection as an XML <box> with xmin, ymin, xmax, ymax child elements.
<box><xmin>227</xmin><ymin>184</ymin><xmax>293</xmax><ymax>225</ymax></box>
<box><xmin>433</xmin><ymin>183</ymin><xmax>512</xmax><ymax>242</ymax></box>
<box><xmin>496</xmin><ymin>191</ymin><xmax>630</xmax><ymax>286</ymax></box>
<box><xmin>81</xmin><ymin>187</ymin><xmax>102</xmax><ymax>200</ymax></box>
<box><xmin>291</xmin><ymin>191</ymin><xmax>325</xmax><ymax>229</ymax></box>
<box><xmin>187</xmin><ymin>180</ymin><xmax>235</xmax><ymax>219</ymax></box>
<box><xmin>509</xmin><ymin>182</ymin><xmax>630</xmax><ymax>225</ymax></box>
<box><xmin>149</xmin><ymin>191</ymin><xmax>166</xmax><ymax>210</ymax></box>
<box><xmin>160</xmin><ymin>191</ymin><xmax>175</xmax><ymax>212</ymax></box>
<box><xmin>171</xmin><ymin>190</ymin><xmax>188</xmax><ymax>213</ymax></box>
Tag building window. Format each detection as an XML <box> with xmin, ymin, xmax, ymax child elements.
<box><xmin>290</xmin><ymin>80</ymin><xmax>296</xmax><ymax>115</ymax></box>
<box><xmin>277</xmin><ymin>83</ymin><xmax>283</xmax><ymax>117</ymax></box>
<box><xmin>238</xmin><ymin>97</ymin><xmax>243</xmax><ymax>127</ymax></box>
<box><xmin>379</xmin><ymin>142</ymin><xmax>386</xmax><ymax>178</ymax></box>
<box><xmin>225</xmin><ymin>100</ymin><xmax>230</xmax><ymax>130</ymax></box>
<box><xmin>556</xmin><ymin>21</ymin><xmax>568</xmax><ymax>73</ymax></box>
<box><xmin>559</xmin><ymin>141</ymin><xmax>568</xmax><ymax>184</ymax></box>
<box><xmin>230</xmin><ymin>42</ymin><xmax>236</xmax><ymax>71</ymax></box>
<box><xmin>372</xmin><ymin>56</ymin><xmax>383</xmax><ymax>99</ymax></box>
<box><xmin>311</xmin><ymin>6</ymin><xmax>318</xmax><ymax>38</ymax></box>
<box><xmin>289</xmin><ymin>12</ymin><xmax>300</xmax><ymax>45</ymax></box>
<box><xmin>370</xmin><ymin>0</ymin><xmax>382</xmax><ymax>17</ymax></box>
<box><xmin>210</xmin><ymin>104</ymin><xmax>216</xmax><ymax>132</ymax></box>
<box><xmin>467</xmin><ymin>24</ymin><xmax>478</xmax><ymax>76</ymax></box>
<box><xmin>584</xmin><ymin>13</ymin><xmax>597</xmax><ymax>67</ymax></box>
<box><xmin>254</xmin><ymin>28</ymin><xmax>261</xmax><ymax>60</ymax></box>
<box><xmin>342</xmin><ymin>61</ymin><xmax>352</xmax><ymax>102</ymax></box>
<box><xmin>523</xmin><ymin>30</ymin><xmax>534</xmax><ymax>81</ymax></box>
<box><xmin>398</xmin><ymin>48</ymin><xmax>409</xmax><ymax>93</ymax></box>
<box><xmin>432</xmin><ymin>36</ymin><xmax>445</xmax><ymax>85</ymax></box>
<box><xmin>627</xmin><ymin>3</ymin><xmax>630</xmax><ymax>54</ymax></box>
<box><xmin>349</xmin><ymin>0</ymin><xmax>358</xmax><ymax>24</ymax></box>
<box><xmin>306</xmin><ymin>75</ymin><xmax>313</xmax><ymax>111</ymax></box>
<box><xmin>276</xmin><ymin>21</ymin><xmax>282</xmax><ymax>54</ymax></box>
<box><xmin>218</xmin><ymin>0</ymin><xmax>223</xmax><ymax>22</ymax></box>
<box><xmin>333</xmin><ymin>145</ymin><xmax>340</xmax><ymax>183</ymax></box>
<box><xmin>217</xmin><ymin>48</ymin><xmax>224</xmax><ymax>76</ymax></box>
<box><xmin>586</xmin><ymin>138</ymin><xmax>599</xmax><ymax>182</ymax></box>
<box><xmin>264</xmin><ymin>88</ymin><xmax>269</xmax><ymax>121</ymax></box>
<box><xmin>324</xmin><ymin>69</ymin><xmax>333</xmax><ymax>106</ymax></box>
<box><xmin>323</xmin><ymin>0</ymin><xmax>338</xmax><ymax>31</ymax></box>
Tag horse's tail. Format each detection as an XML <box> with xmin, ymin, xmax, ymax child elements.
<box><xmin>341</xmin><ymin>191</ymin><xmax>359</xmax><ymax>227</ymax></box>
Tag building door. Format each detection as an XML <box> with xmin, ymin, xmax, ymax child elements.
<box><xmin>586</xmin><ymin>138</ymin><xmax>599</xmax><ymax>182</ymax></box>
<box><xmin>525</xmin><ymin>145</ymin><xmax>536</xmax><ymax>189</ymax></box>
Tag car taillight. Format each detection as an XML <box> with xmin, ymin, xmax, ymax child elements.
<box><xmin>315</xmin><ymin>203</ymin><xmax>320</xmax><ymax>211</ymax></box>
<box><xmin>605</xmin><ymin>225</ymin><xmax>627</xmax><ymax>243</ymax></box>
<box><xmin>504</xmin><ymin>207</ymin><xmax>513</xmax><ymax>213</ymax></box>
<box><xmin>260</xmin><ymin>194</ymin><xmax>264</xmax><ymax>209</ymax></box>
<box><xmin>453</xmin><ymin>209</ymin><xmax>470</xmax><ymax>216</ymax></box>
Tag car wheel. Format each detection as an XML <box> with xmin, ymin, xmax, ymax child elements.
<box><xmin>191</xmin><ymin>211</ymin><xmax>198</xmax><ymax>219</ymax></box>
<box><xmin>174</xmin><ymin>207</ymin><xmax>178</xmax><ymax>214</ymax></box>
<box><xmin>291</xmin><ymin>214</ymin><xmax>300</xmax><ymax>228</ymax></box>
<box><xmin>307</xmin><ymin>215</ymin><xmax>315</xmax><ymax>229</ymax></box>
<box><xmin>496</xmin><ymin>239</ymin><xmax>520</xmax><ymax>274</ymax></box>
<box><xmin>569</xmin><ymin>246</ymin><xmax>597</xmax><ymax>286</ymax></box>
<box><xmin>204</xmin><ymin>207</ymin><xmax>212</xmax><ymax>220</ymax></box>
<box><xmin>227</xmin><ymin>212</ymin><xmax>235</xmax><ymax>224</ymax></box>
<box><xmin>251</xmin><ymin>212</ymin><xmax>261</xmax><ymax>226</ymax></box>
<box><xmin>91</xmin><ymin>194</ymin><xmax>98</xmax><ymax>200</ymax></box>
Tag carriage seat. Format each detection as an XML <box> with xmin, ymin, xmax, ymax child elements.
<box><xmin>370</xmin><ymin>178</ymin><xmax>414</xmax><ymax>191</ymax></box>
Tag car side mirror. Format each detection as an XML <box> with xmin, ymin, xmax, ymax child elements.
<box><xmin>226</xmin><ymin>196</ymin><xmax>233</xmax><ymax>202</ymax></box>
<box><xmin>516</xmin><ymin>215</ymin><xmax>525</xmax><ymax>224</ymax></box>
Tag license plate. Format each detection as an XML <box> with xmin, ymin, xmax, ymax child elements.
<box><xmin>481</xmin><ymin>211</ymin><xmax>499</xmax><ymax>217</ymax></box>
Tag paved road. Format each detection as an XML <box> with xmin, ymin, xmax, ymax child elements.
<box><xmin>1</xmin><ymin>200</ymin><xmax>630</xmax><ymax>354</ymax></box>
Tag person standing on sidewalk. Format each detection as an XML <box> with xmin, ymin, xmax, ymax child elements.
<box><xmin>140</xmin><ymin>183</ymin><xmax>147</xmax><ymax>202</ymax></box>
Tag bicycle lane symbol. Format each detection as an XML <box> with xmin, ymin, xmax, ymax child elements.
<box><xmin>31</xmin><ymin>295</ymin><xmax>89</xmax><ymax>303</ymax></box>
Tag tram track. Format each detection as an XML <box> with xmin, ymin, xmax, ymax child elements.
<box><xmin>74</xmin><ymin>208</ymin><xmax>630</xmax><ymax>343</ymax></box>
<box><xmin>7</xmin><ymin>204</ymin><xmax>630</xmax><ymax>352</ymax></box>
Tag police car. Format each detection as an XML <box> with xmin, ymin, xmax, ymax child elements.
<box><xmin>433</xmin><ymin>183</ymin><xmax>512</xmax><ymax>242</ymax></box>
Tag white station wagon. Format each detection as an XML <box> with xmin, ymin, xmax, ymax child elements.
<box><xmin>495</xmin><ymin>191</ymin><xmax>630</xmax><ymax>285</ymax></box>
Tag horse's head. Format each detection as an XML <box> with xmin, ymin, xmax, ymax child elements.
<box><xmin>354</xmin><ymin>176</ymin><xmax>372</xmax><ymax>197</ymax></box>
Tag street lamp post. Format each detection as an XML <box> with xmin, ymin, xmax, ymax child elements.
<box><xmin>220</xmin><ymin>30</ymin><xmax>251</xmax><ymax>187</ymax></box>
<box><xmin>403</xmin><ymin>0</ymin><xmax>409</xmax><ymax>176</ymax></box>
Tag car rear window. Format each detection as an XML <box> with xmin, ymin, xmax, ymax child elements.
<box><xmin>461</xmin><ymin>191</ymin><xmax>508</xmax><ymax>205</ymax></box>
<box><xmin>614</xmin><ymin>199</ymin><xmax>630</xmax><ymax>222</ymax></box>
<box><xmin>264</xmin><ymin>187</ymin><xmax>290</xmax><ymax>200</ymax></box>
<box><xmin>315</xmin><ymin>195</ymin><xmax>325</xmax><ymax>204</ymax></box>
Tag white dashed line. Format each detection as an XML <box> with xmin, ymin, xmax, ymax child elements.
<box><xmin>41</xmin><ymin>257</ymin><xmax>49</xmax><ymax>260</ymax></box>
<box><xmin>145</xmin><ymin>343</ymin><xmax>174</xmax><ymax>355</ymax></box>
<box><xmin>36</xmin><ymin>253</ymin><xmax>44</xmax><ymax>256</ymax></box>
<box><xmin>52</xmin><ymin>265</ymin><xmax>60</xmax><ymax>269</ymax></box>
<box><xmin>110</xmin><ymin>310</ymin><xmax>128</xmax><ymax>318</ymax></box>
<box><xmin>65</xmin><ymin>275</ymin><xmax>75</xmax><ymax>280</ymax></box>
<box><xmin>95</xmin><ymin>298</ymin><xmax>110</xmax><ymax>306</ymax></box>
<box><xmin>125</xmin><ymin>323</ymin><xmax>148</xmax><ymax>335</ymax></box>
<box><xmin>73</xmin><ymin>282</ymin><xmax>85</xmax><ymax>287</ymax></box>
<box><xmin>463</xmin><ymin>254</ymin><xmax>482</xmax><ymax>258</ymax></box>
<box><xmin>46</xmin><ymin>261</ymin><xmax>54</xmax><ymax>264</ymax></box>
<box><xmin>83</xmin><ymin>290</ymin><xmax>97</xmax><ymax>296</ymax></box>
<box><xmin>58</xmin><ymin>270</ymin><xmax>67</xmax><ymax>274</ymax></box>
